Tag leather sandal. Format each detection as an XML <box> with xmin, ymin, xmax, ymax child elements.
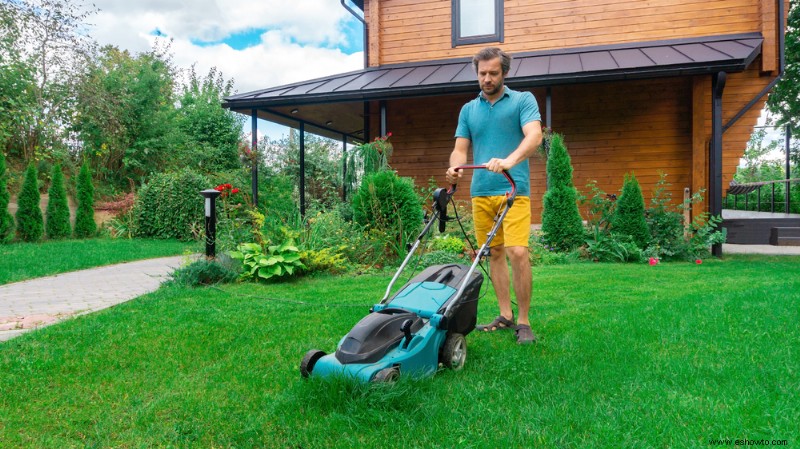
<box><xmin>477</xmin><ymin>315</ymin><xmax>515</xmax><ymax>332</ymax></box>
<box><xmin>515</xmin><ymin>324</ymin><xmax>536</xmax><ymax>344</ymax></box>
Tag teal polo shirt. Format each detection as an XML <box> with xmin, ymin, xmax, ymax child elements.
<box><xmin>454</xmin><ymin>86</ymin><xmax>541</xmax><ymax>197</ymax></box>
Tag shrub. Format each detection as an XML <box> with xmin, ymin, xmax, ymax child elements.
<box><xmin>230</xmin><ymin>240</ymin><xmax>306</xmax><ymax>282</ymax></box>
<box><xmin>45</xmin><ymin>164</ymin><xmax>71</xmax><ymax>239</ymax></box>
<box><xmin>300</xmin><ymin>247</ymin><xmax>349</xmax><ymax>274</ymax></box>
<box><xmin>645</xmin><ymin>174</ymin><xmax>726</xmax><ymax>261</ymax></box>
<box><xmin>540</xmin><ymin>133</ymin><xmax>585</xmax><ymax>251</ymax></box>
<box><xmin>344</xmin><ymin>133</ymin><xmax>392</xmax><ymax>195</ymax></box>
<box><xmin>0</xmin><ymin>152</ymin><xmax>14</xmax><ymax>243</ymax></box>
<box><xmin>528</xmin><ymin>231</ymin><xmax>582</xmax><ymax>266</ymax></box>
<box><xmin>610</xmin><ymin>173</ymin><xmax>649</xmax><ymax>248</ymax></box>
<box><xmin>352</xmin><ymin>170</ymin><xmax>423</xmax><ymax>262</ymax></box>
<box><xmin>133</xmin><ymin>169</ymin><xmax>209</xmax><ymax>241</ymax></box>
<box><xmin>585</xmin><ymin>229</ymin><xmax>642</xmax><ymax>263</ymax></box>
<box><xmin>74</xmin><ymin>162</ymin><xmax>96</xmax><ymax>238</ymax></box>
<box><xmin>415</xmin><ymin>250</ymin><xmax>468</xmax><ymax>266</ymax></box>
<box><xmin>16</xmin><ymin>164</ymin><xmax>43</xmax><ymax>242</ymax></box>
<box><xmin>429</xmin><ymin>234</ymin><xmax>466</xmax><ymax>254</ymax></box>
<box><xmin>166</xmin><ymin>257</ymin><xmax>239</xmax><ymax>287</ymax></box>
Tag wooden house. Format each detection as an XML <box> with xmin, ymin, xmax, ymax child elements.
<box><xmin>223</xmin><ymin>0</ymin><xmax>789</xmax><ymax>252</ymax></box>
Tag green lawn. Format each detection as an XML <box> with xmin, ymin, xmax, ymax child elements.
<box><xmin>0</xmin><ymin>238</ymin><xmax>199</xmax><ymax>285</ymax></box>
<box><xmin>0</xmin><ymin>255</ymin><xmax>798</xmax><ymax>448</ymax></box>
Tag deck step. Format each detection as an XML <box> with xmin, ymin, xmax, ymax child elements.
<box><xmin>770</xmin><ymin>227</ymin><xmax>800</xmax><ymax>246</ymax></box>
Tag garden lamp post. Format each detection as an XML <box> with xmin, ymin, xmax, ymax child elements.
<box><xmin>200</xmin><ymin>189</ymin><xmax>221</xmax><ymax>258</ymax></box>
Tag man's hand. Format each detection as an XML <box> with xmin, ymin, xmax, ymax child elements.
<box><xmin>445</xmin><ymin>166</ymin><xmax>462</xmax><ymax>185</ymax></box>
<box><xmin>485</xmin><ymin>157</ymin><xmax>513</xmax><ymax>173</ymax></box>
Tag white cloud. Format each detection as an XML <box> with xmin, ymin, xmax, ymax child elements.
<box><xmin>84</xmin><ymin>0</ymin><xmax>364</xmax><ymax>93</ymax></box>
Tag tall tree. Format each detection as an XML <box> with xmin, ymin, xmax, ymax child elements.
<box><xmin>176</xmin><ymin>66</ymin><xmax>244</xmax><ymax>173</ymax></box>
<box><xmin>72</xmin><ymin>43</ymin><xmax>180</xmax><ymax>188</ymax></box>
<box><xmin>74</xmin><ymin>162</ymin><xmax>95</xmax><ymax>238</ymax></box>
<box><xmin>0</xmin><ymin>151</ymin><xmax>14</xmax><ymax>243</ymax></box>
<box><xmin>16</xmin><ymin>163</ymin><xmax>43</xmax><ymax>242</ymax></box>
<box><xmin>0</xmin><ymin>0</ymin><xmax>96</xmax><ymax>162</ymax></box>
<box><xmin>541</xmin><ymin>133</ymin><xmax>585</xmax><ymax>251</ymax></box>
<box><xmin>46</xmin><ymin>163</ymin><xmax>71</xmax><ymax>239</ymax></box>
<box><xmin>767</xmin><ymin>1</ymin><xmax>800</xmax><ymax>152</ymax></box>
<box><xmin>611</xmin><ymin>173</ymin><xmax>650</xmax><ymax>249</ymax></box>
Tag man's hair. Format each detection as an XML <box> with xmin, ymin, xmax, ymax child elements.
<box><xmin>472</xmin><ymin>47</ymin><xmax>512</xmax><ymax>74</ymax></box>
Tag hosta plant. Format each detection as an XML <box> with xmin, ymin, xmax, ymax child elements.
<box><xmin>230</xmin><ymin>240</ymin><xmax>306</xmax><ymax>282</ymax></box>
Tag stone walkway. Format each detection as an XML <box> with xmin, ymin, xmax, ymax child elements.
<box><xmin>0</xmin><ymin>255</ymin><xmax>189</xmax><ymax>342</ymax></box>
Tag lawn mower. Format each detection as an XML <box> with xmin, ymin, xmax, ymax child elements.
<box><xmin>300</xmin><ymin>165</ymin><xmax>516</xmax><ymax>382</ymax></box>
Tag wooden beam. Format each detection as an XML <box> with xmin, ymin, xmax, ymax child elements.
<box><xmin>367</xmin><ymin>0</ymin><xmax>381</xmax><ymax>66</ymax></box>
<box><xmin>761</xmin><ymin>0</ymin><xmax>777</xmax><ymax>72</ymax></box>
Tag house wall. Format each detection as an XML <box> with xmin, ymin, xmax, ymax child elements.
<box><xmin>366</xmin><ymin>0</ymin><xmax>784</xmax><ymax>221</ymax></box>
<box><xmin>366</xmin><ymin>0</ymin><xmax>781</xmax><ymax>67</ymax></box>
<box><xmin>386</xmin><ymin>65</ymin><xmax>769</xmax><ymax>222</ymax></box>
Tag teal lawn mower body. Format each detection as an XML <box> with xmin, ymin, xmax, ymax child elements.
<box><xmin>300</xmin><ymin>166</ymin><xmax>516</xmax><ymax>382</ymax></box>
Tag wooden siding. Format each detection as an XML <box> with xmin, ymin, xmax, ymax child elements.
<box><xmin>386</xmin><ymin>66</ymin><xmax>773</xmax><ymax>222</ymax></box>
<box><xmin>367</xmin><ymin>0</ymin><xmax>777</xmax><ymax>66</ymax></box>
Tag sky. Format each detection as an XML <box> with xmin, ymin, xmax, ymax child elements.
<box><xmin>82</xmin><ymin>0</ymin><xmax>365</xmax><ymax>139</ymax></box>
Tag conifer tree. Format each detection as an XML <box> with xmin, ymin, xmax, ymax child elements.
<box><xmin>46</xmin><ymin>164</ymin><xmax>71</xmax><ymax>239</ymax></box>
<box><xmin>0</xmin><ymin>152</ymin><xmax>14</xmax><ymax>243</ymax></box>
<box><xmin>16</xmin><ymin>163</ymin><xmax>43</xmax><ymax>242</ymax></box>
<box><xmin>541</xmin><ymin>133</ymin><xmax>585</xmax><ymax>251</ymax></box>
<box><xmin>611</xmin><ymin>173</ymin><xmax>650</xmax><ymax>248</ymax></box>
<box><xmin>74</xmin><ymin>162</ymin><xmax>96</xmax><ymax>238</ymax></box>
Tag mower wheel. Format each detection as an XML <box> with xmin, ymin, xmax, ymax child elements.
<box><xmin>300</xmin><ymin>349</ymin><xmax>326</xmax><ymax>378</ymax></box>
<box><xmin>372</xmin><ymin>367</ymin><xmax>400</xmax><ymax>383</ymax></box>
<box><xmin>440</xmin><ymin>333</ymin><xmax>466</xmax><ymax>370</ymax></box>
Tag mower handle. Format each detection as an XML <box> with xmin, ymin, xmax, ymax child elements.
<box><xmin>447</xmin><ymin>165</ymin><xmax>517</xmax><ymax>204</ymax></box>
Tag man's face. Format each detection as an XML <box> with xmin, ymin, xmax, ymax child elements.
<box><xmin>477</xmin><ymin>57</ymin><xmax>505</xmax><ymax>97</ymax></box>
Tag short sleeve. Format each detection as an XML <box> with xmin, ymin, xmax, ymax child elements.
<box><xmin>454</xmin><ymin>103</ymin><xmax>472</xmax><ymax>140</ymax></box>
<box><xmin>519</xmin><ymin>91</ymin><xmax>541</xmax><ymax>127</ymax></box>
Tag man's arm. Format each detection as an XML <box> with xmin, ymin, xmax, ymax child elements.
<box><xmin>445</xmin><ymin>137</ymin><xmax>471</xmax><ymax>184</ymax></box>
<box><xmin>484</xmin><ymin>120</ymin><xmax>543</xmax><ymax>173</ymax></box>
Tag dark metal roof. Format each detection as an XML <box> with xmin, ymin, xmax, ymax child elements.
<box><xmin>224</xmin><ymin>33</ymin><xmax>762</xmax><ymax>109</ymax></box>
<box><xmin>222</xmin><ymin>33</ymin><xmax>762</xmax><ymax>141</ymax></box>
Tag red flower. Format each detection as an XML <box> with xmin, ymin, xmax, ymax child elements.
<box><xmin>231</xmin><ymin>188</ymin><xmax>240</xmax><ymax>194</ymax></box>
<box><xmin>695</xmin><ymin>259</ymin><xmax>702</xmax><ymax>265</ymax></box>
<box><xmin>648</xmin><ymin>257</ymin><xmax>659</xmax><ymax>266</ymax></box>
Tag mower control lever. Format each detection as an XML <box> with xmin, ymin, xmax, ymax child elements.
<box><xmin>448</xmin><ymin>165</ymin><xmax>517</xmax><ymax>206</ymax></box>
<box><xmin>400</xmin><ymin>319</ymin><xmax>413</xmax><ymax>348</ymax></box>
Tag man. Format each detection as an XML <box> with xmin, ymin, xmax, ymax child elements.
<box><xmin>445</xmin><ymin>47</ymin><xmax>542</xmax><ymax>345</ymax></box>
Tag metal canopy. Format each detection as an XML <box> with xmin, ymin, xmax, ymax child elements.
<box><xmin>223</xmin><ymin>32</ymin><xmax>762</xmax><ymax>141</ymax></box>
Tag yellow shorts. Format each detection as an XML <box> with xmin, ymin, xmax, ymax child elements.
<box><xmin>471</xmin><ymin>195</ymin><xmax>531</xmax><ymax>248</ymax></box>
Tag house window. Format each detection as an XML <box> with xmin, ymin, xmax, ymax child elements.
<box><xmin>452</xmin><ymin>0</ymin><xmax>503</xmax><ymax>47</ymax></box>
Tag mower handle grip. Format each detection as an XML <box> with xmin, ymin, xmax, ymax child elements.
<box><xmin>447</xmin><ymin>165</ymin><xmax>517</xmax><ymax>203</ymax></box>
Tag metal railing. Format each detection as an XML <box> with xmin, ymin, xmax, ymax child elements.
<box><xmin>725</xmin><ymin>178</ymin><xmax>800</xmax><ymax>214</ymax></box>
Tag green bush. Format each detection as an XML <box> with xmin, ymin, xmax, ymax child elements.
<box><xmin>300</xmin><ymin>247</ymin><xmax>349</xmax><ymax>274</ymax></box>
<box><xmin>415</xmin><ymin>250</ymin><xmax>468</xmax><ymax>266</ymax></box>
<box><xmin>541</xmin><ymin>133</ymin><xmax>585</xmax><ymax>251</ymax></box>
<box><xmin>16</xmin><ymin>164</ymin><xmax>43</xmax><ymax>242</ymax></box>
<box><xmin>230</xmin><ymin>240</ymin><xmax>306</xmax><ymax>282</ymax></box>
<box><xmin>352</xmin><ymin>170</ymin><xmax>423</xmax><ymax>262</ymax></box>
<box><xmin>585</xmin><ymin>230</ymin><xmax>642</xmax><ymax>263</ymax></box>
<box><xmin>133</xmin><ymin>169</ymin><xmax>209</xmax><ymax>241</ymax></box>
<box><xmin>45</xmin><ymin>164</ymin><xmax>71</xmax><ymax>239</ymax></box>
<box><xmin>610</xmin><ymin>173</ymin><xmax>649</xmax><ymax>248</ymax></box>
<box><xmin>74</xmin><ymin>162</ymin><xmax>96</xmax><ymax>238</ymax></box>
<box><xmin>645</xmin><ymin>174</ymin><xmax>726</xmax><ymax>261</ymax></box>
<box><xmin>166</xmin><ymin>257</ymin><xmax>239</xmax><ymax>287</ymax></box>
<box><xmin>528</xmin><ymin>231</ymin><xmax>582</xmax><ymax>265</ymax></box>
<box><xmin>429</xmin><ymin>234</ymin><xmax>466</xmax><ymax>254</ymax></box>
<box><xmin>0</xmin><ymin>152</ymin><xmax>14</xmax><ymax>243</ymax></box>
